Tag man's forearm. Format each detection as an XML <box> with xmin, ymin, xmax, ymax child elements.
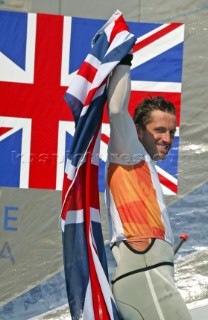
<box><xmin>107</xmin><ymin>65</ymin><xmax>131</xmax><ymax>116</ymax></box>
<box><xmin>107</xmin><ymin>65</ymin><xmax>143</xmax><ymax>162</ymax></box>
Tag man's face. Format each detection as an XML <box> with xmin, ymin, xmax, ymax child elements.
<box><xmin>137</xmin><ymin>110</ymin><xmax>176</xmax><ymax>161</ymax></box>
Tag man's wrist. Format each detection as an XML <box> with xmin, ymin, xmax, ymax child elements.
<box><xmin>118</xmin><ymin>53</ymin><xmax>133</xmax><ymax>66</ymax></box>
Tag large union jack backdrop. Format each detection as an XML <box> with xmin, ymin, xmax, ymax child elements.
<box><xmin>0</xmin><ymin>10</ymin><xmax>184</xmax><ymax>194</ymax></box>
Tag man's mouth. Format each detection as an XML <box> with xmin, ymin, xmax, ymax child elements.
<box><xmin>157</xmin><ymin>144</ymin><xmax>169</xmax><ymax>154</ymax></box>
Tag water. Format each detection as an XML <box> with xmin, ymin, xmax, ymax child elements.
<box><xmin>169</xmin><ymin>182</ymin><xmax>208</xmax><ymax>304</ymax></box>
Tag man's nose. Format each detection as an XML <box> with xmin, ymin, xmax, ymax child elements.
<box><xmin>162</xmin><ymin>131</ymin><xmax>171</xmax><ymax>143</ymax></box>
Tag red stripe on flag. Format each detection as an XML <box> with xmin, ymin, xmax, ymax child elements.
<box><xmin>0</xmin><ymin>127</ymin><xmax>13</xmax><ymax>136</ymax></box>
<box><xmin>84</xmin><ymin>87</ymin><xmax>97</xmax><ymax>107</ymax></box>
<box><xmin>84</xmin><ymin>76</ymin><xmax>108</xmax><ymax>107</ymax></box>
<box><xmin>110</xmin><ymin>15</ymin><xmax>129</xmax><ymax>44</ymax></box>
<box><xmin>61</xmin><ymin>172</ymin><xmax>73</xmax><ymax>221</ymax></box>
<box><xmin>65</xmin><ymin>167</ymin><xmax>85</xmax><ymax>211</ymax></box>
<box><xmin>133</xmin><ymin>23</ymin><xmax>182</xmax><ymax>52</ymax></box>
<box><xmin>90</xmin><ymin>164</ymin><xmax>100</xmax><ymax>209</ymax></box>
<box><xmin>84</xmin><ymin>77</ymin><xmax>108</xmax><ymax>106</ymax></box>
<box><xmin>85</xmin><ymin>128</ymin><xmax>110</xmax><ymax>319</ymax></box>
<box><xmin>77</xmin><ymin>61</ymin><xmax>97</xmax><ymax>83</ymax></box>
<box><xmin>61</xmin><ymin>163</ymin><xmax>100</xmax><ymax>222</ymax></box>
<box><xmin>101</xmin><ymin>133</ymin><xmax>110</xmax><ymax>145</ymax></box>
<box><xmin>158</xmin><ymin>173</ymin><xmax>178</xmax><ymax>194</ymax></box>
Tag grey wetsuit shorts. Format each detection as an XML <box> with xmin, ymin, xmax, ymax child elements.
<box><xmin>111</xmin><ymin>239</ymin><xmax>192</xmax><ymax>320</ymax></box>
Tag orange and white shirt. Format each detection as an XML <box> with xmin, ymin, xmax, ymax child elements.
<box><xmin>105</xmin><ymin>64</ymin><xmax>174</xmax><ymax>247</ymax></box>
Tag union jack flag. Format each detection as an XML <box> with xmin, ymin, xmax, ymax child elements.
<box><xmin>0</xmin><ymin>10</ymin><xmax>184</xmax><ymax>194</ymax></box>
<box><xmin>61</xmin><ymin>10</ymin><xmax>136</xmax><ymax>319</ymax></box>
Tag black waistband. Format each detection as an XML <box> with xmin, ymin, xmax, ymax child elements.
<box><xmin>111</xmin><ymin>261</ymin><xmax>174</xmax><ymax>285</ymax></box>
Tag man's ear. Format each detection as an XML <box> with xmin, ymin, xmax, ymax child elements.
<box><xmin>135</xmin><ymin>124</ymin><xmax>143</xmax><ymax>140</ymax></box>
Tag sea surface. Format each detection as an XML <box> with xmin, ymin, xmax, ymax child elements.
<box><xmin>169</xmin><ymin>182</ymin><xmax>208</xmax><ymax>304</ymax></box>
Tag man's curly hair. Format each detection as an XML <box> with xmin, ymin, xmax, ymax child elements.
<box><xmin>133</xmin><ymin>96</ymin><xmax>176</xmax><ymax>129</ymax></box>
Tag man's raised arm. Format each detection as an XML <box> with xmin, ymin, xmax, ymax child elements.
<box><xmin>107</xmin><ymin>64</ymin><xmax>143</xmax><ymax>162</ymax></box>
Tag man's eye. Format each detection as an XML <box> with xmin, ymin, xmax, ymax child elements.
<box><xmin>155</xmin><ymin>128</ymin><xmax>165</xmax><ymax>133</ymax></box>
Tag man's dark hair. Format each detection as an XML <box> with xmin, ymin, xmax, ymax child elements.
<box><xmin>133</xmin><ymin>96</ymin><xmax>176</xmax><ymax>129</ymax></box>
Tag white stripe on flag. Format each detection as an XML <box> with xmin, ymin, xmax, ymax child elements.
<box><xmin>65</xmin><ymin>158</ymin><xmax>77</xmax><ymax>181</ymax></box>
<box><xmin>106</xmin><ymin>30</ymin><xmax>135</xmax><ymax>54</ymax></box>
<box><xmin>80</xmin><ymin>104</ymin><xmax>89</xmax><ymax>117</ymax></box>
<box><xmin>67</xmin><ymin>74</ymin><xmax>92</xmax><ymax>104</ymax></box>
<box><xmin>85</xmin><ymin>54</ymin><xmax>101</xmax><ymax>70</ymax></box>
<box><xmin>155</xmin><ymin>165</ymin><xmax>178</xmax><ymax>185</ymax></box>
<box><xmin>135</xmin><ymin>24</ymin><xmax>169</xmax><ymax>44</ymax></box>
<box><xmin>61</xmin><ymin>16</ymin><xmax>73</xmax><ymax>87</ymax></box>
<box><xmin>161</xmin><ymin>185</ymin><xmax>176</xmax><ymax>196</ymax></box>
<box><xmin>65</xmin><ymin>153</ymin><xmax>88</xmax><ymax>181</ymax></box>
<box><xmin>64</xmin><ymin>208</ymin><xmax>101</xmax><ymax>226</ymax></box>
<box><xmin>132</xmin><ymin>24</ymin><xmax>185</xmax><ymax>69</ymax></box>
<box><xmin>83</xmin><ymin>281</ymin><xmax>95</xmax><ymax>320</ymax></box>
<box><xmin>93</xmin><ymin>83</ymin><xmax>106</xmax><ymax>101</ymax></box>
<box><xmin>65</xmin><ymin>209</ymin><xmax>84</xmax><ymax>224</ymax></box>
<box><xmin>80</xmin><ymin>83</ymin><xmax>106</xmax><ymax>116</ymax></box>
<box><xmin>90</xmin><ymin>207</ymin><xmax>101</xmax><ymax>223</ymax></box>
<box><xmin>131</xmin><ymin>80</ymin><xmax>182</xmax><ymax>93</ymax></box>
<box><xmin>91</xmin><ymin>61</ymin><xmax>116</xmax><ymax>89</ymax></box>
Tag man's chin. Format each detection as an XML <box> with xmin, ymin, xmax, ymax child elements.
<box><xmin>152</xmin><ymin>152</ymin><xmax>168</xmax><ymax>161</ymax></box>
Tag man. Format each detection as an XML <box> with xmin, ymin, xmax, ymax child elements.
<box><xmin>105</xmin><ymin>56</ymin><xmax>192</xmax><ymax>319</ymax></box>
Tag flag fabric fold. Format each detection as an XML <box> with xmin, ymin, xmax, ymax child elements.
<box><xmin>61</xmin><ymin>10</ymin><xmax>136</xmax><ymax>320</ymax></box>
